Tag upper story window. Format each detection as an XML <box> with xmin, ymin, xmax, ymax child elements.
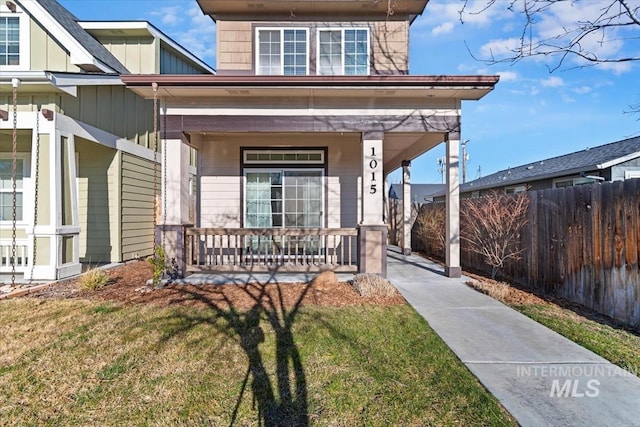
<box><xmin>318</xmin><ymin>28</ymin><xmax>369</xmax><ymax>75</ymax></box>
<box><xmin>256</xmin><ymin>28</ymin><xmax>308</xmax><ymax>75</ymax></box>
<box><xmin>0</xmin><ymin>7</ymin><xmax>29</xmax><ymax>70</ymax></box>
<box><xmin>0</xmin><ymin>16</ymin><xmax>19</xmax><ymax>66</ymax></box>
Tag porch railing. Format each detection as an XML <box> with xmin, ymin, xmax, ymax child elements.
<box><xmin>185</xmin><ymin>228</ymin><xmax>358</xmax><ymax>273</ymax></box>
<box><xmin>0</xmin><ymin>240</ymin><xmax>29</xmax><ymax>273</ymax></box>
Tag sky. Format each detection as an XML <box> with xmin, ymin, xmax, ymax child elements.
<box><xmin>58</xmin><ymin>0</ymin><xmax>640</xmax><ymax>184</ymax></box>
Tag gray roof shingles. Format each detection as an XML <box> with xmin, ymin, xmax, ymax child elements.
<box><xmin>462</xmin><ymin>136</ymin><xmax>640</xmax><ymax>192</ymax></box>
<box><xmin>25</xmin><ymin>0</ymin><xmax>129</xmax><ymax>74</ymax></box>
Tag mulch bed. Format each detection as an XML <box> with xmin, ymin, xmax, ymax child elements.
<box><xmin>26</xmin><ymin>260</ymin><xmax>406</xmax><ymax>310</ymax></box>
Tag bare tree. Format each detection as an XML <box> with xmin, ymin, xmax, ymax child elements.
<box><xmin>414</xmin><ymin>203</ymin><xmax>446</xmax><ymax>257</ymax></box>
<box><xmin>460</xmin><ymin>0</ymin><xmax>640</xmax><ymax>71</ymax></box>
<box><xmin>461</xmin><ymin>191</ymin><xmax>530</xmax><ymax>280</ymax></box>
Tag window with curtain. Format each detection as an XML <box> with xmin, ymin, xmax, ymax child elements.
<box><xmin>0</xmin><ymin>16</ymin><xmax>20</xmax><ymax>66</ymax></box>
<box><xmin>318</xmin><ymin>28</ymin><xmax>369</xmax><ymax>75</ymax></box>
<box><xmin>0</xmin><ymin>159</ymin><xmax>23</xmax><ymax>221</ymax></box>
<box><xmin>257</xmin><ymin>28</ymin><xmax>308</xmax><ymax>75</ymax></box>
<box><xmin>245</xmin><ymin>170</ymin><xmax>323</xmax><ymax>228</ymax></box>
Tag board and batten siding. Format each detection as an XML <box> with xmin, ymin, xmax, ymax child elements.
<box><xmin>94</xmin><ymin>36</ymin><xmax>157</xmax><ymax>74</ymax></box>
<box><xmin>160</xmin><ymin>45</ymin><xmax>206</xmax><ymax>74</ymax></box>
<box><xmin>59</xmin><ymin>86</ymin><xmax>154</xmax><ymax>149</ymax></box>
<box><xmin>29</xmin><ymin>15</ymin><xmax>81</xmax><ymax>72</ymax></box>
<box><xmin>198</xmin><ymin>133</ymin><xmax>360</xmax><ymax>229</ymax></box>
<box><xmin>216</xmin><ymin>20</ymin><xmax>408</xmax><ymax>74</ymax></box>
<box><xmin>120</xmin><ymin>152</ymin><xmax>157</xmax><ymax>261</ymax></box>
<box><xmin>76</xmin><ymin>137</ymin><xmax>119</xmax><ymax>263</ymax></box>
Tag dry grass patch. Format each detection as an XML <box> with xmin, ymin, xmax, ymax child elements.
<box><xmin>350</xmin><ymin>273</ymin><xmax>400</xmax><ymax>298</ymax></box>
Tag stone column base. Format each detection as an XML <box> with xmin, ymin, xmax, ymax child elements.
<box><xmin>155</xmin><ymin>224</ymin><xmax>192</xmax><ymax>277</ymax></box>
<box><xmin>358</xmin><ymin>224</ymin><xmax>388</xmax><ymax>278</ymax></box>
<box><xmin>402</xmin><ymin>248</ymin><xmax>412</xmax><ymax>256</ymax></box>
<box><xmin>445</xmin><ymin>266</ymin><xmax>462</xmax><ymax>278</ymax></box>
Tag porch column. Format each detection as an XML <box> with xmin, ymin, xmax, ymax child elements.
<box><xmin>158</xmin><ymin>136</ymin><xmax>192</xmax><ymax>275</ymax></box>
<box><xmin>401</xmin><ymin>160</ymin><xmax>411</xmax><ymax>255</ymax></box>
<box><xmin>359</xmin><ymin>131</ymin><xmax>387</xmax><ymax>277</ymax></box>
<box><xmin>445</xmin><ymin>133</ymin><xmax>461</xmax><ymax>278</ymax></box>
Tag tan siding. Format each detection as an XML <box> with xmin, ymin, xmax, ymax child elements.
<box><xmin>76</xmin><ymin>138</ymin><xmax>119</xmax><ymax>263</ymax></box>
<box><xmin>216</xmin><ymin>20</ymin><xmax>409</xmax><ymax>74</ymax></box>
<box><xmin>371</xmin><ymin>21</ymin><xmax>409</xmax><ymax>74</ymax></box>
<box><xmin>198</xmin><ymin>133</ymin><xmax>360</xmax><ymax>229</ymax></box>
<box><xmin>121</xmin><ymin>153</ymin><xmax>158</xmax><ymax>260</ymax></box>
<box><xmin>29</xmin><ymin>17</ymin><xmax>81</xmax><ymax>72</ymax></box>
<box><xmin>217</xmin><ymin>21</ymin><xmax>253</xmax><ymax>71</ymax></box>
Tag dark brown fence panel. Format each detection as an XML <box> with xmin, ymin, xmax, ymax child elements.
<box><xmin>413</xmin><ymin>179</ymin><xmax>640</xmax><ymax>328</ymax></box>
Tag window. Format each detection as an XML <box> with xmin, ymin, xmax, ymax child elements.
<box><xmin>0</xmin><ymin>16</ymin><xmax>19</xmax><ymax>66</ymax></box>
<box><xmin>318</xmin><ymin>28</ymin><xmax>369</xmax><ymax>75</ymax></box>
<box><xmin>0</xmin><ymin>158</ymin><xmax>24</xmax><ymax>221</ymax></box>
<box><xmin>245</xmin><ymin>170</ymin><xmax>323</xmax><ymax>229</ymax></box>
<box><xmin>553</xmin><ymin>176</ymin><xmax>598</xmax><ymax>188</ymax></box>
<box><xmin>256</xmin><ymin>28</ymin><xmax>308</xmax><ymax>75</ymax></box>
<box><xmin>505</xmin><ymin>185</ymin><xmax>526</xmax><ymax>194</ymax></box>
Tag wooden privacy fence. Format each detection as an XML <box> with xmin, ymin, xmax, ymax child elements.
<box><xmin>185</xmin><ymin>227</ymin><xmax>359</xmax><ymax>273</ymax></box>
<box><xmin>416</xmin><ymin>179</ymin><xmax>640</xmax><ymax>328</ymax></box>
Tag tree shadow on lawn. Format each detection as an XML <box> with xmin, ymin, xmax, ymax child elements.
<box><xmin>150</xmin><ymin>274</ymin><xmax>311</xmax><ymax>427</ymax></box>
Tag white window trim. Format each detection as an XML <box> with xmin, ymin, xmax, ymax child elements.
<box><xmin>243</xmin><ymin>167</ymin><xmax>326</xmax><ymax>229</ymax></box>
<box><xmin>316</xmin><ymin>27</ymin><xmax>370</xmax><ymax>76</ymax></box>
<box><xmin>255</xmin><ymin>27</ymin><xmax>309</xmax><ymax>76</ymax></box>
<box><xmin>0</xmin><ymin>7</ymin><xmax>31</xmax><ymax>71</ymax></box>
<box><xmin>624</xmin><ymin>170</ymin><xmax>640</xmax><ymax>179</ymax></box>
<box><xmin>0</xmin><ymin>153</ymin><xmax>31</xmax><ymax>225</ymax></box>
<box><xmin>553</xmin><ymin>176</ymin><xmax>597</xmax><ymax>188</ymax></box>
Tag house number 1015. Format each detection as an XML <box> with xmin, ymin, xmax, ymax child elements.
<box><xmin>369</xmin><ymin>146</ymin><xmax>378</xmax><ymax>194</ymax></box>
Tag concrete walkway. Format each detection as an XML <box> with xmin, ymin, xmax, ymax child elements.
<box><xmin>386</xmin><ymin>247</ymin><xmax>640</xmax><ymax>427</ymax></box>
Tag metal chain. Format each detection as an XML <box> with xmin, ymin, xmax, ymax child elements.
<box><xmin>31</xmin><ymin>110</ymin><xmax>40</xmax><ymax>281</ymax></box>
<box><xmin>162</xmin><ymin>100</ymin><xmax>167</xmax><ymax>252</ymax></box>
<box><xmin>11</xmin><ymin>83</ymin><xmax>18</xmax><ymax>287</ymax></box>
<box><xmin>152</xmin><ymin>83</ymin><xmax>158</xmax><ymax>268</ymax></box>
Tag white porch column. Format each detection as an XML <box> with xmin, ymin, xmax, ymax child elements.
<box><xmin>159</xmin><ymin>136</ymin><xmax>192</xmax><ymax>274</ymax></box>
<box><xmin>401</xmin><ymin>160</ymin><xmax>412</xmax><ymax>255</ymax></box>
<box><xmin>445</xmin><ymin>133</ymin><xmax>461</xmax><ymax>278</ymax></box>
<box><xmin>359</xmin><ymin>131</ymin><xmax>387</xmax><ymax>277</ymax></box>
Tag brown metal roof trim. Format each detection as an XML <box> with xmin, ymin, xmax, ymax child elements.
<box><xmin>121</xmin><ymin>74</ymin><xmax>499</xmax><ymax>88</ymax></box>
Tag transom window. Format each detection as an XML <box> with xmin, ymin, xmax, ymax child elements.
<box><xmin>256</xmin><ymin>28</ymin><xmax>308</xmax><ymax>75</ymax></box>
<box><xmin>244</xmin><ymin>149</ymin><xmax>324</xmax><ymax>164</ymax></box>
<box><xmin>318</xmin><ymin>28</ymin><xmax>369</xmax><ymax>75</ymax></box>
<box><xmin>0</xmin><ymin>16</ymin><xmax>19</xmax><ymax>66</ymax></box>
<box><xmin>0</xmin><ymin>158</ymin><xmax>24</xmax><ymax>221</ymax></box>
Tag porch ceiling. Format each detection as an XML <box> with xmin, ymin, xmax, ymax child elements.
<box><xmin>384</xmin><ymin>132</ymin><xmax>444</xmax><ymax>174</ymax></box>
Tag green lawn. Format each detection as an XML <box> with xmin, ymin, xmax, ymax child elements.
<box><xmin>515</xmin><ymin>304</ymin><xmax>640</xmax><ymax>376</ymax></box>
<box><xmin>0</xmin><ymin>298</ymin><xmax>515</xmax><ymax>426</ymax></box>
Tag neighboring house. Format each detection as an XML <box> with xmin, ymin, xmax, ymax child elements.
<box><xmin>387</xmin><ymin>183</ymin><xmax>444</xmax><ymax>246</ymax></box>
<box><xmin>0</xmin><ymin>0</ymin><xmax>213</xmax><ymax>281</ymax></box>
<box><xmin>433</xmin><ymin>136</ymin><xmax>640</xmax><ymax>200</ymax></box>
<box><xmin>123</xmin><ymin>0</ymin><xmax>498</xmax><ymax>278</ymax></box>
<box><xmin>389</xmin><ymin>183</ymin><xmax>445</xmax><ymax>204</ymax></box>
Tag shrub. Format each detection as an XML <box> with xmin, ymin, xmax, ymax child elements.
<box><xmin>148</xmin><ymin>246</ymin><xmax>167</xmax><ymax>285</ymax></box>
<box><xmin>351</xmin><ymin>274</ymin><xmax>398</xmax><ymax>298</ymax></box>
<box><xmin>78</xmin><ymin>268</ymin><xmax>109</xmax><ymax>291</ymax></box>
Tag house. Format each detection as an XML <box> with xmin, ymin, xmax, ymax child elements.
<box><xmin>387</xmin><ymin>183</ymin><xmax>444</xmax><ymax>246</ymax></box>
<box><xmin>122</xmin><ymin>0</ymin><xmax>499</xmax><ymax>278</ymax></box>
<box><xmin>0</xmin><ymin>0</ymin><xmax>213</xmax><ymax>281</ymax></box>
<box><xmin>436</xmin><ymin>136</ymin><xmax>640</xmax><ymax>200</ymax></box>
